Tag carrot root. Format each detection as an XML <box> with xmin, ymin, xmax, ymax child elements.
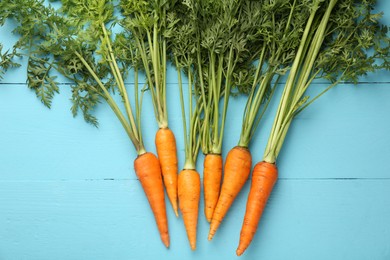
<box><xmin>236</xmin><ymin>161</ymin><xmax>278</xmax><ymax>256</ymax></box>
<box><xmin>203</xmin><ymin>153</ymin><xmax>223</xmax><ymax>222</ymax></box>
<box><xmin>155</xmin><ymin>127</ymin><xmax>179</xmax><ymax>217</ymax></box>
<box><xmin>208</xmin><ymin>146</ymin><xmax>252</xmax><ymax>240</ymax></box>
<box><xmin>134</xmin><ymin>152</ymin><xmax>170</xmax><ymax>248</ymax></box>
<box><xmin>178</xmin><ymin>169</ymin><xmax>200</xmax><ymax>250</ymax></box>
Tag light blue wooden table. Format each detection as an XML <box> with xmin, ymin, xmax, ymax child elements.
<box><xmin>1</xmin><ymin>2</ymin><xmax>390</xmax><ymax>260</ymax></box>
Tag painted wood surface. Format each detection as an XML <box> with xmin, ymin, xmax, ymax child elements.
<box><xmin>1</xmin><ymin>2</ymin><xmax>390</xmax><ymax>260</ymax></box>
<box><xmin>0</xmin><ymin>180</ymin><xmax>389</xmax><ymax>260</ymax></box>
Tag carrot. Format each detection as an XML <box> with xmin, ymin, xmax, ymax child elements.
<box><xmin>203</xmin><ymin>153</ymin><xmax>223</xmax><ymax>222</ymax></box>
<box><xmin>155</xmin><ymin>127</ymin><xmax>179</xmax><ymax>217</ymax></box>
<box><xmin>171</xmin><ymin>22</ymin><xmax>203</xmax><ymax>250</ymax></box>
<box><xmin>208</xmin><ymin>146</ymin><xmax>252</xmax><ymax>240</ymax></box>
<box><xmin>178</xmin><ymin>169</ymin><xmax>201</xmax><ymax>250</ymax></box>
<box><xmin>134</xmin><ymin>152</ymin><xmax>170</xmax><ymax>248</ymax></box>
<box><xmin>236</xmin><ymin>161</ymin><xmax>278</xmax><ymax>256</ymax></box>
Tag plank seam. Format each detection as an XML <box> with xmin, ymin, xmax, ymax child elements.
<box><xmin>1</xmin><ymin>82</ymin><xmax>390</xmax><ymax>86</ymax></box>
<box><xmin>0</xmin><ymin>177</ymin><xmax>389</xmax><ymax>182</ymax></box>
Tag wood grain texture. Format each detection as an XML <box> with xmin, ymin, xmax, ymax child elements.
<box><xmin>0</xmin><ymin>180</ymin><xmax>389</xmax><ymax>260</ymax></box>
<box><xmin>1</xmin><ymin>83</ymin><xmax>389</xmax><ymax>180</ymax></box>
<box><xmin>0</xmin><ymin>1</ymin><xmax>390</xmax><ymax>259</ymax></box>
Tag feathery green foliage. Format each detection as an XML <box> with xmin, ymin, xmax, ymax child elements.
<box><xmin>120</xmin><ymin>0</ymin><xmax>178</xmax><ymax>128</ymax></box>
<box><xmin>1</xmin><ymin>0</ymin><xmax>149</xmax><ymax>154</ymax></box>
<box><xmin>0</xmin><ymin>44</ymin><xmax>20</xmax><ymax>80</ymax></box>
<box><xmin>1</xmin><ymin>0</ymin><xmax>388</xmax><ymax>161</ymax></box>
<box><xmin>236</xmin><ymin>0</ymin><xmax>314</xmax><ymax>148</ymax></box>
<box><xmin>167</xmin><ymin>0</ymin><xmax>202</xmax><ymax>168</ymax></box>
<box><xmin>168</xmin><ymin>0</ymin><xmax>267</xmax><ymax>155</ymax></box>
<box><xmin>263</xmin><ymin>0</ymin><xmax>390</xmax><ymax>163</ymax></box>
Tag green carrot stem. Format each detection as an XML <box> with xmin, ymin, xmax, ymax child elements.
<box><xmin>75</xmin><ymin>51</ymin><xmax>145</xmax><ymax>155</ymax></box>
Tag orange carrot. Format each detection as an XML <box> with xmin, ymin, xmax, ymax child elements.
<box><xmin>178</xmin><ymin>169</ymin><xmax>201</xmax><ymax>250</ymax></box>
<box><xmin>134</xmin><ymin>152</ymin><xmax>170</xmax><ymax>248</ymax></box>
<box><xmin>155</xmin><ymin>127</ymin><xmax>179</xmax><ymax>217</ymax></box>
<box><xmin>236</xmin><ymin>161</ymin><xmax>278</xmax><ymax>256</ymax></box>
<box><xmin>203</xmin><ymin>153</ymin><xmax>223</xmax><ymax>222</ymax></box>
<box><xmin>208</xmin><ymin>146</ymin><xmax>252</xmax><ymax>240</ymax></box>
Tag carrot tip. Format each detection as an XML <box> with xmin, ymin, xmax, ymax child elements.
<box><xmin>174</xmin><ymin>208</ymin><xmax>179</xmax><ymax>218</ymax></box>
<box><xmin>190</xmin><ymin>243</ymin><xmax>196</xmax><ymax>250</ymax></box>
<box><xmin>163</xmin><ymin>240</ymin><xmax>170</xmax><ymax>248</ymax></box>
<box><xmin>236</xmin><ymin>248</ymin><xmax>244</xmax><ymax>256</ymax></box>
<box><xmin>207</xmin><ymin>227</ymin><xmax>216</xmax><ymax>240</ymax></box>
<box><xmin>161</xmin><ymin>234</ymin><xmax>170</xmax><ymax>248</ymax></box>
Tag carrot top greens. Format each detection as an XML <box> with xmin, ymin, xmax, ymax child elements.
<box><xmin>168</xmin><ymin>1</ymin><xmax>201</xmax><ymax>169</ymax></box>
<box><xmin>167</xmin><ymin>0</ymin><xmax>268</xmax><ymax>155</ymax></box>
<box><xmin>1</xmin><ymin>0</ymin><xmax>388</xmax><ymax>160</ymax></box>
<box><xmin>263</xmin><ymin>0</ymin><xmax>389</xmax><ymax>163</ymax></box>
<box><xmin>236</xmin><ymin>0</ymin><xmax>315</xmax><ymax>148</ymax></box>
<box><xmin>0</xmin><ymin>44</ymin><xmax>20</xmax><ymax>80</ymax></box>
<box><xmin>0</xmin><ymin>0</ymin><xmax>156</xmax><ymax>155</ymax></box>
<box><xmin>181</xmin><ymin>0</ymin><xmax>265</xmax><ymax>155</ymax></box>
<box><xmin>119</xmin><ymin>0</ymin><xmax>178</xmax><ymax>129</ymax></box>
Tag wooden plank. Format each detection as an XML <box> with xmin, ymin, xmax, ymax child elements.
<box><xmin>1</xmin><ymin>83</ymin><xmax>390</xmax><ymax>180</ymax></box>
<box><xmin>0</xmin><ymin>179</ymin><xmax>389</xmax><ymax>260</ymax></box>
<box><xmin>1</xmin><ymin>0</ymin><xmax>389</xmax><ymax>86</ymax></box>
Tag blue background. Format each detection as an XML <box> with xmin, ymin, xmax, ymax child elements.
<box><xmin>1</xmin><ymin>2</ymin><xmax>390</xmax><ymax>260</ymax></box>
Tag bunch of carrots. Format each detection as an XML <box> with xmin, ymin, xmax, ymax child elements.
<box><xmin>1</xmin><ymin>0</ymin><xmax>389</xmax><ymax>256</ymax></box>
